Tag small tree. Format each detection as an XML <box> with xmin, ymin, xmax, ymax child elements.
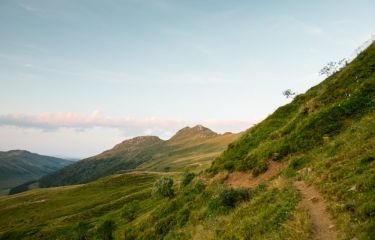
<box><xmin>97</xmin><ymin>219</ymin><xmax>116</xmax><ymax>240</ymax></box>
<box><xmin>319</xmin><ymin>58</ymin><xmax>347</xmax><ymax>77</ymax></box>
<box><xmin>153</xmin><ymin>176</ymin><xmax>174</xmax><ymax>198</ymax></box>
<box><xmin>282</xmin><ymin>89</ymin><xmax>296</xmax><ymax>99</ymax></box>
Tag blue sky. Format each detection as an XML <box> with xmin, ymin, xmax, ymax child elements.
<box><xmin>0</xmin><ymin>0</ymin><xmax>374</xmax><ymax>158</ymax></box>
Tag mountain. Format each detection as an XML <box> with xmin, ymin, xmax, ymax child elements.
<box><xmin>0</xmin><ymin>43</ymin><xmax>373</xmax><ymax>240</ymax></box>
<box><xmin>0</xmin><ymin>150</ymin><xmax>72</xmax><ymax>195</ymax></box>
<box><xmin>39</xmin><ymin>126</ymin><xmax>238</xmax><ymax>187</ymax></box>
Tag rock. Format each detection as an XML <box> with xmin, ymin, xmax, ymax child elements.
<box><xmin>348</xmin><ymin>185</ymin><xmax>357</xmax><ymax>192</ymax></box>
<box><xmin>328</xmin><ymin>225</ymin><xmax>335</xmax><ymax>229</ymax></box>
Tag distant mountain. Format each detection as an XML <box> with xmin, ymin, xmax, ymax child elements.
<box><xmin>39</xmin><ymin>125</ymin><xmax>238</xmax><ymax>187</ymax></box>
<box><xmin>0</xmin><ymin>150</ymin><xmax>72</xmax><ymax>195</ymax></box>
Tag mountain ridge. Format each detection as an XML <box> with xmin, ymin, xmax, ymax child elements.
<box><xmin>39</xmin><ymin>125</ymin><xmax>238</xmax><ymax>187</ymax></box>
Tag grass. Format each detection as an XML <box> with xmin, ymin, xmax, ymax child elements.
<box><xmin>210</xmin><ymin>42</ymin><xmax>375</xmax><ymax>174</ymax></box>
<box><xmin>0</xmin><ymin>172</ymin><xmax>168</xmax><ymax>239</ymax></box>
<box><xmin>39</xmin><ymin>130</ymin><xmax>238</xmax><ymax>188</ymax></box>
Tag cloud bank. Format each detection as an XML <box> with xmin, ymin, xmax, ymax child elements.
<box><xmin>0</xmin><ymin>111</ymin><xmax>253</xmax><ymax>137</ymax></box>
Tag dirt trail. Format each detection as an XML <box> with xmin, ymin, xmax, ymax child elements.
<box><xmin>225</xmin><ymin>161</ymin><xmax>284</xmax><ymax>188</ymax></box>
<box><xmin>294</xmin><ymin>181</ymin><xmax>338</xmax><ymax>240</ymax></box>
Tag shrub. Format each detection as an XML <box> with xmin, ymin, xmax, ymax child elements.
<box><xmin>153</xmin><ymin>177</ymin><xmax>175</xmax><ymax>198</ymax></box>
<box><xmin>121</xmin><ymin>200</ymin><xmax>140</xmax><ymax>222</ymax></box>
<box><xmin>192</xmin><ymin>181</ymin><xmax>206</xmax><ymax>194</ymax></box>
<box><xmin>96</xmin><ymin>219</ymin><xmax>116</xmax><ymax>240</ymax></box>
<box><xmin>181</xmin><ymin>172</ymin><xmax>196</xmax><ymax>187</ymax></box>
<box><xmin>208</xmin><ymin>187</ymin><xmax>251</xmax><ymax>215</ymax></box>
<box><xmin>218</xmin><ymin>188</ymin><xmax>251</xmax><ymax>208</ymax></box>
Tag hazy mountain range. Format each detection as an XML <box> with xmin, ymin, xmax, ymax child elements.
<box><xmin>0</xmin><ymin>150</ymin><xmax>72</xmax><ymax>195</ymax></box>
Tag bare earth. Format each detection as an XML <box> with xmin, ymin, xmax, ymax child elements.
<box><xmin>294</xmin><ymin>181</ymin><xmax>338</xmax><ymax>240</ymax></box>
<box><xmin>225</xmin><ymin>161</ymin><xmax>284</xmax><ymax>188</ymax></box>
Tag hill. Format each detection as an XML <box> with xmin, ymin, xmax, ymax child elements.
<box><xmin>0</xmin><ymin>150</ymin><xmax>72</xmax><ymax>195</ymax></box>
<box><xmin>39</xmin><ymin>125</ymin><xmax>238</xmax><ymax>187</ymax></box>
<box><xmin>0</xmin><ymin>43</ymin><xmax>373</xmax><ymax>240</ymax></box>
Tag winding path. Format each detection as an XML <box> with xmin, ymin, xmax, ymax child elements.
<box><xmin>294</xmin><ymin>181</ymin><xmax>338</xmax><ymax>240</ymax></box>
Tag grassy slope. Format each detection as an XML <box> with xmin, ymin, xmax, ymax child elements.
<box><xmin>0</xmin><ymin>171</ymin><xmax>309</xmax><ymax>240</ymax></box>
<box><xmin>211</xmin><ymin>43</ymin><xmax>375</xmax><ymax>174</ymax></box>
<box><xmin>0</xmin><ymin>172</ymin><xmax>170</xmax><ymax>239</ymax></box>
<box><xmin>39</xmin><ymin>127</ymin><xmax>238</xmax><ymax>187</ymax></box>
<box><xmin>138</xmin><ymin>132</ymin><xmax>238</xmax><ymax>173</ymax></box>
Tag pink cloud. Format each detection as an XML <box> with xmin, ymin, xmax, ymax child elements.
<box><xmin>0</xmin><ymin>111</ymin><xmax>255</xmax><ymax>136</ymax></box>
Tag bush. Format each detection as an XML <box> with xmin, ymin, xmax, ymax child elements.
<box><xmin>181</xmin><ymin>172</ymin><xmax>196</xmax><ymax>187</ymax></box>
<box><xmin>121</xmin><ymin>200</ymin><xmax>140</xmax><ymax>222</ymax></box>
<box><xmin>208</xmin><ymin>187</ymin><xmax>251</xmax><ymax>215</ymax></box>
<box><xmin>218</xmin><ymin>188</ymin><xmax>251</xmax><ymax>208</ymax></box>
<box><xmin>192</xmin><ymin>181</ymin><xmax>206</xmax><ymax>194</ymax></box>
<box><xmin>96</xmin><ymin>219</ymin><xmax>116</xmax><ymax>240</ymax></box>
<box><xmin>153</xmin><ymin>177</ymin><xmax>175</xmax><ymax>198</ymax></box>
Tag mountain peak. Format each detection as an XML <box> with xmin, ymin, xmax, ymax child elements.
<box><xmin>169</xmin><ymin>125</ymin><xmax>218</xmax><ymax>142</ymax></box>
<box><xmin>111</xmin><ymin>136</ymin><xmax>163</xmax><ymax>151</ymax></box>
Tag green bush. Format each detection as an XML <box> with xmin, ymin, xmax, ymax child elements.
<box><xmin>192</xmin><ymin>181</ymin><xmax>206</xmax><ymax>194</ymax></box>
<box><xmin>218</xmin><ymin>188</ymin><xmax>251</xmax><ymax>208</ymax></box>
<box><xmin>181</xmin><ymin>172</ymin><xmax>196</xmax><ymax>187</ymax></box>
<box><xmin>96</xmin><ymin>219</ymin><xmax>116</xmax><ymax>240</ymax></box>
<box><xmin>121</xmin><ymin>200</ymin><xmax>140</xmax><ymax>222</ymax></box>
<box><xmin>153</xmin><ymin>177</ymin><xmax>175</xmax><ymax>198</ymax></box>
<box><xmin>208</xmin><ymin>187</ymin><xmax>251</xmax><ymax>215</ymax></box>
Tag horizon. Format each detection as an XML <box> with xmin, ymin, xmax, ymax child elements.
<box><xmin>1</xmin><ymin>0</ymin><xmax>375</xmax><ymax>158</ymax></box>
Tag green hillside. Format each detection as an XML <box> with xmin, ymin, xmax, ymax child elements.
<box><xmin>211</xmin><ymin>43</ymin><xmax>375</xmax><ymax>174</ymax></box>
<box><xmin>0</xmin><ymin>172</ymin><xmax>170</xmax><ymax>239</ymax></box>
<box><xmin>0</xmin><ymin>43</ymin><xmax>374</xmax><ymax>240</ymax></box>
<box><xmin>0</xmin><ymin>150</ymin><xmax>72</xmax><ymax>195</ymax></box>
<box><xmin>39</xmin><ymin>126</ymin><xmax>238</xmax><ymax>187</ymax></box>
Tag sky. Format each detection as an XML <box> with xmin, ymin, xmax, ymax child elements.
<box><xmin>0</xmin><ymin>0</ymin><xmax>374</xmax><ymax>158</ymax></box>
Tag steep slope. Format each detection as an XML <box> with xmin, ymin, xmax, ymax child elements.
<box><xmin>206</xmin><ymin>42</ymin><xmax>375</xmax><ymax>239</ymax></box>
<box><xmin>39</xmin><ymin>126</ymin><xmax>238</xmax><ymax>187</ymax></box>
<box><xmin>0</xmin><ymin>150</ymin><xmax>72</xmax><ymax>195</ymax></box>
<box><xmin>211</xmin><ymin>42</ymin><xmax>375</xmax><ymax>174</ymax></box>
